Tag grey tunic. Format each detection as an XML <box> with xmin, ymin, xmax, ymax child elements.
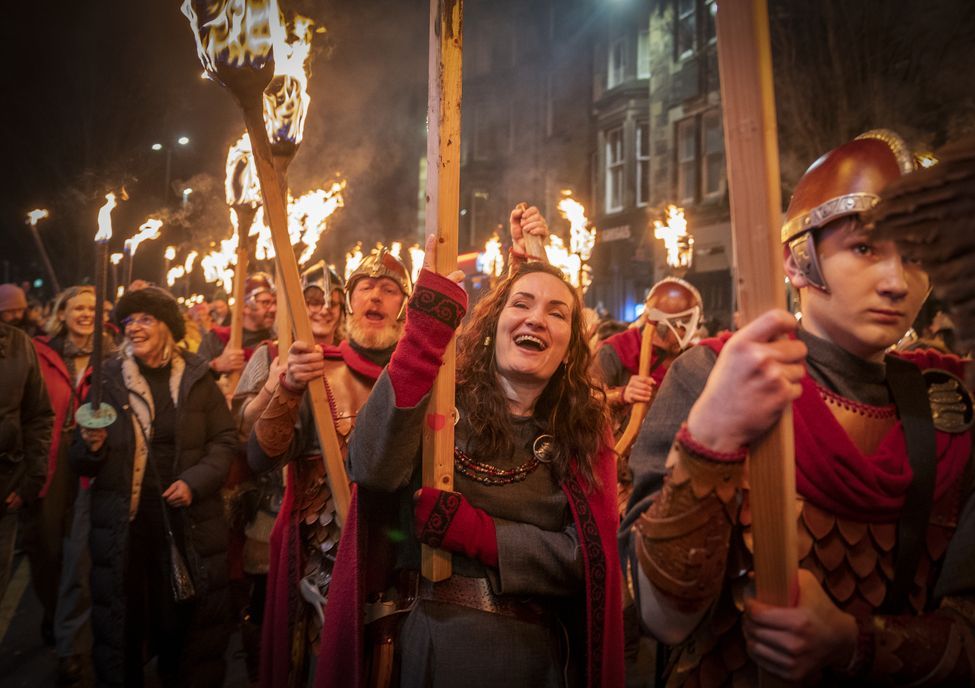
<box><xmin>348</xmin><ymin>372</ymin><xmax>586</xmax><ymax>688</ymax></box>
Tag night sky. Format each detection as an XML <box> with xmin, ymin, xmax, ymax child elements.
<box><xmin>0</xmin><ymin>0</ymin><xmax>428</xmax><ymax>297</ymax></box>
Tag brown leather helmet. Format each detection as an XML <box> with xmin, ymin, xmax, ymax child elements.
<box><xmin>344</xmin><ymin>246</ymin><xmax>412</xmax><ymax>319</ymax></box>
<box><xmin>644</xmin><ymin>277</ymin><xmax>703</xmax><ymax>350</ymax></box>
<box><xmin>782</xmin><ymin>129</ymin><xmax>916</xmax><ymax>292</ymax></box>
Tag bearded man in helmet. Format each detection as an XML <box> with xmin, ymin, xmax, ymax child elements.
<box><xmin>246</xmin><ymin>246</ymin><xmax>411</xmax><ymax>688</ymax></box>
<box><xmin>622</xmin><ymin>130</ymin><xmax>975</xmax><ymax>686</ymax></box>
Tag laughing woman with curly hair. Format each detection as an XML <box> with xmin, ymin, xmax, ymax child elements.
<box><xmin>317</xmin><ymin>226</ymin><xmax>624</xmax><ymax>688</ymax></box>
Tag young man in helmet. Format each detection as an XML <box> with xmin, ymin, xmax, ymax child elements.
<box><xmin>623</xmin><ymin>130</ymin><xmax>975</xmax><ymax>685</ymax></box>
<box><xmin>246</xmin><ymin>245</ymin><xmax>412</xmax><ymax>688</ymax></box>
<box><xmin>198</xmin><ymin>273</ymin><xmax>277</xmax><ymax>376</ymax></box>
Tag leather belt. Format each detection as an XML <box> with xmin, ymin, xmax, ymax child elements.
<box><xmin>418</xmin><ymin>574</ymin><xmax>549</xmax><ymax>626</ymax></box>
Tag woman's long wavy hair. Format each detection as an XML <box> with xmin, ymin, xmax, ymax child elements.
<box><xmin>456</xmin><ymin>262</ymin><xmax>608</xmax><ymax>488</ymax></box>
<box><xmin>45</xmin><ymin>286</ymin><xmax>95</xmax><ymax>339</ymax></box>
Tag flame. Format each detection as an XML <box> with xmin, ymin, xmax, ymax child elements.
<box><xmin>225</xmin><ymin>132</ymin><xmax>263</xmax><ymax>207</ymax></box>
<box><xmin>264</xmin><ymin>13</ymin><xmax>315</xmax><ymax>146</ymax></box>
<box><xmin>166</xmin><ymin>266</ymin><xmax>186</xmax><ymax>287</ymax></box>
<box><xmin>653</xmin><ymin>205</ymin><xmax>694</xmax><ymax>270</ymax></box>
<box><xmin>915</xmin><ymin>152</ymin><xmax>939</xmax><ymax>168</ymax></box>
<box><xmin>558</xmin><ymin>196</ymin><xmax>595</xmax><ymax>262</ymax></box>
<box><xmin>389</xmin><ymin>241</ymin><xmax>403</xmax><ymax>259</ymax></box>
<box><xmin>344</xmin><ymin>242</ymin><xmax>364</xmax><ymax>282</ymax></box>
<box><xmin>476</xmin><ymin>232</ymin><xmax>504</xmax><ymax>278</ymax></box>
<box><xmin>181</xmin><ymin>0</ymin><xmax>278</xmax><ymax>79</ymax></box>
<box><xmin>95</xmin><ymin>193</ymin><xmax>118</xmax><ymax>243</ymax></box>
<box><xmin>26</xmin><ymin>208</ymin><xmax>50</xmax><ymax>227</ymax></box>
<box><xmin>247</xmin><ymin>180</ymin><xmax>345</xmax><ymax>262</ymax></box>
<box><xmin>110</xmin><ymin>252</ymin><xmax>124</xmax><ymax>265</ymax></box>
<box><xmin>184</xmin><ymin>250</ymin><xmax>199</xmax><ymax>273</ymax></box>
<box><xmin>164</xmin><ymin>246</ymin><xmax>177</xmax><ymax>261</ymax></box>
<box><xmin>201</xmin><ymin>230</ymin><xmax>238</xmax><ymax>294</ymax></box>
<box><xmin>407</xmin><ymin>244</ymin><xmax>425</xmax><ymax>285</ymax></box>
<box><xmin>125</xmin><ymin>217</ymin><xmax>163</xmax><ymax>255</ymax></box>
<box><xmin>545</xmin><ymin>234</ymin><xmax>588</xmax><ymax>290</ymax></box>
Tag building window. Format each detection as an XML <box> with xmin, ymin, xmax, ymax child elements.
<box><xmin>676</xmin><ymin>111</ymin><xmax>726</xmax><ymax>204</ymax></box>
<box><xmin>608</xmin><ymin>37</ymin><xmax>626</xmax><ymax>89</ymax></box>
<box><xmin>637</xmin><ymin>30</ymin><xmax>650</xmax><ymax>79</ymax></box>
<box><xmin>676</xmin><ymin>117</ymin><xmax>698</xmax><ymax>204</ymax></box>
<box><xmin>605</xmin><ymin>126</ymin><xmax>624</xmax><ymax>213</ymax></box>
<box><xmin>676</xmin><ymin>0</ymin><xmax>696</xmax><ymax>60</ymax></box>
<box><xmin>636</xmin><ymin>122</ymin><xmax>650</xmax><ymax>207</ymax></box>
<box><xmin>702</xmin><ymin>110</ymin><xmax>725</xmax><ymax>199</ymax></box>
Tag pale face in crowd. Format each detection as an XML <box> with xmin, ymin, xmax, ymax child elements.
<box><xmin>123</xmin><ymin>312</ymin><xmax>171</xmax><ymax>366</ymax></box>
<box><xmin>789</xmin><ymin>219</ymin><xmax>929</xmax><ymax>362</ymax></box>
<box><xmin>210</xmin><ymin>298</ymin><xmax>229</xmax><ymax>325</ymax></box>
<box><xmin>346</xmin><ymin>277</ymin><xmax>405</xmax><ymax>350</ymax></box>
<box><xmin>306</xmin><ymin>286</ymin><xmax>343</xmax><ymax>345</ymax></box>
<box><xmin>494</xmin><ymin>272</ymin><xmax>574</xmax><ymax>386</ymax></box>
<box><xmin>60</xmin><ymin>291</ymin><xmax>96</xmax><ymax>340</ymax></box>
<box><xmin>244</xmin><ymin>291</ymin><xmax>277</xmax><ymax>331</ymax></box>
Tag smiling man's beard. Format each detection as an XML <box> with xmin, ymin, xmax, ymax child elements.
<box><xmin>347</xmin><ymin>314</ymin><xmax>402</xmax><ymax>350</ymax></box>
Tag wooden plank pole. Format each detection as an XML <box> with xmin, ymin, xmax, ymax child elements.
<box><xmin>275</xmin><ymin>259</ymin><xmax>293</xmax><ymax>354</ymax></box>
<box><xmin>714</xmin><ymin>2</ymin><xmax>797</xmax><ymax>685</ymax></box>
<box><xmin>421</xmin><ymin>0</ymin><xmax>463</xmax><ymax>583</ymax></box>
<box><xmin>613</xmin><ymin>323</ymin><xmax>654</xmax><ymax>456</ymax></box>
<box><xmin>240</xmin><ymin>102</ymin><xmax>351</xmax><ymax>527</ymax></box>
<box><xmin>226</xmin><ymin>239</ymin><xmax>249</xmax><ymax>395</ymax></box>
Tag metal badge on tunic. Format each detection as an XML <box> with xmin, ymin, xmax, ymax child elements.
<box><xmin>923</xmin><ymin>369</ymin><xmax>974</xmax><ymax>432</ymax></box>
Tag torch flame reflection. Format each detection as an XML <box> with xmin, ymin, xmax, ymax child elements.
<box><xmin>264</xmin><ymin>13</ymin><xmax>315</xmax><ymax>146</ymax></box>
<box><xmin>408</xmin><ymin>244</ymin><xmax>425</xmax><ymax>285</ymax></box>
<box><xmin>344</xmin><ymin>242</ymin><xmax>364</xmax><ymax>282</ymax></box>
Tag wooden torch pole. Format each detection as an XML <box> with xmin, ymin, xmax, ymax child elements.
<box><xmin>715</xmin><ymin>2</ymin><xmax>796</xmax><ymax>685</ymax></box>
<box><xmin>272</xmin><ymin>157</ymin><xmax>293</xmax><ymax>354</ymax></box>
<box><xmin>613</xmin><ymin>323</ymin><xmax>654</xmax><ymax>457</ymax></box>
<box><xmin>239</xmin><ymin>102</ymin><xmax>351</xmax><ymax>526</ymax></box>
<box><xmin>421</xmin><ymin>0</ymin><xmax>463</xmax><ymax>583</ymax></box>
<box><xmin>226</xmin><ymin>206</ymin><xmax>254</xmax><ymax>396</ymax></box>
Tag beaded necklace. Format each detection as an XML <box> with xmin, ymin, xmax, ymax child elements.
<box><xmin>453</xmin><ymin>434</ymin><xmax>554</xmax><ymax>486</ymax></box>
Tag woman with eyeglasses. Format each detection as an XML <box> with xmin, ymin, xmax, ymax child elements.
<box><xmin>70</xmin><ymin>287</ymin><xmax>237</xmax><ymax>688</ymax></box>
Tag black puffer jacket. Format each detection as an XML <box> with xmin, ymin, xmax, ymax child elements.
<box><xmin>70</xmin><ymin>350</ymin><xmax>237</xmax><ymax>687</ymax></box>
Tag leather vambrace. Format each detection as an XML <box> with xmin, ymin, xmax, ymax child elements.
<box><xmin>634</xmin><ymin>426</ymin><xmax>746</xmax><ymax>614</ymax></box>
<box><xmin>838</xmin><ymin>595</ymin><xmax>975</xmax><ymax>685</ymax></box>
<box><xmin>253</xmin><ymin>377</ymin><xmax>303</xmax><ymax>458</ymax></box>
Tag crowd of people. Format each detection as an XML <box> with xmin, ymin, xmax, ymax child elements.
<box><xmin>1</xmin><ymin>131</ymin><xmax>973</xmax><ymax>687</ymax></box>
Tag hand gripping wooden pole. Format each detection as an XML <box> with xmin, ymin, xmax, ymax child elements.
<box><xmin>421</xmin><ymin>0</ymin><xmax>463</xmax><ymax>583</ymax></box>
<box><xmin>613</xmin><ymin>323</ymin><xmax>654</xmax><ymax>457</ymax></box>
<box><xmin>240</xmin><ymin>102</ymin><xmax>350</xmax><ymax>527</ymax></box>
<box><xmin>715</xmin><ymin>2</ymin><xmax>797</xmax><ymax>685</ymax></box>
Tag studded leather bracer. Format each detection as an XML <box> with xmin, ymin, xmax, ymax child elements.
<box><xmin>634</xmin><ymin>437</ymin><xmax>745</xmax><ymax>613</ymax></box>
<box><xmin>254</xmin><ymin>380</ymin><xmax>303</xmax><ymax>458</ymax></box>
<box><xmin>838</xmin><ymin>595</ymin><xmax>975</xmax><ymax>684</ymax></box>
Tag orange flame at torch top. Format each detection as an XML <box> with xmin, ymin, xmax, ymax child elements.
<box><xmin>110</xmin><ymin>252</ymin><xmax>123</xmax><ymax>265</ymax></box>
<box><xmin>95</xmin><ymin>193</ymin><xmax>118</xmax><ymax>242</ymax></box>
<box><xmin>165</xmin><ymin>246</ymin><xmax>177</xmax><ymax>261</ymax></box>
<box><xmin>558</xmin><ymin>196</ymin><xmax>595</xmax><ymax>262</ymax></box>
<box><xmin>408</xmin><ymin>243</ymin><xmax>425</xmax><ymax>285</ymax></box>
<box><xmin>125</xmin><ymin>217</ymin><xmax>162</xmax><ymax>255</ymax></box>
<box><xmin>477</xmin><ymin>233</ymin><xmax>504</xmax><ymax>279</ymax></box>
<box><xmin>26</xmin><ymin>208</ymin><xmax>50</xmax><ymax>227</ymax></box>
<box><xmin>653</xmin><ymin>205</ymin><xmax>693</xmax><ymax>270</ymax></box>
<box><xmin>181</xmin><ymin>0</ymin><xmax>278</xmax><ymax>80</ymax></box>
<box><xmin>344</xmin><ymin>242</ymin><xmax>364</xmax><ymax>282</ymax></box>
<box><xmin>184</xmin><ymin>250</ymin><xmax>199</xmax><ymax>273</ymax></box>
<box><xmin>264</xmin><ymin>13</ymin><xmax>316</xmax><ymax>147</ymax></box>
<box><xmin>225</xmin><ymin>132</ymin><xmax>263</xmax><ymax>208</ymax></box>
<box><xmin>248</xmin><ymin>181</ymin><xmax>346</xmax><ymax>262</ymax></box>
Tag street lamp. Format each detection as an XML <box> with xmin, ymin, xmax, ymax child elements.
<box><xmin>151</xmin><ymin>135</ymin><xmax>191</xmax><ymax>202</ymax></box>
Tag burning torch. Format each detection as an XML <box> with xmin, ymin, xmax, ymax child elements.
<box><xmin>25</xmin><ymin>209</ymin><xmax>61</xmax><ymax>295</ymax></box>
<box><xmin>75</xmin><ymin>193</ymin><xmax>119</xmax><ymax>431</ymax></box>
<box><xmin>183</xmin><ymin>0</ymin><xmax>349</xmax><ymax>524</ymax></box>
